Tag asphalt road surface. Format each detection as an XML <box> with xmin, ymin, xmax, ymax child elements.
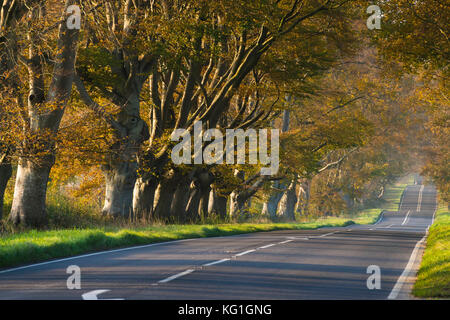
<box><xmin>0</xmin><ymin>184</ymin><xmax>437</xmax><ymax>300</ymax></box>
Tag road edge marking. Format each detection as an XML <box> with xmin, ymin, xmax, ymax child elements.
<box><xmin>374</xmin><ymin>211</ymin><xmax>385</xmax><ymax>225</ymax></box>
<box><xmin>387</xmin><ymin>235</ymin><xmax>426</xmax><ymax>300</ymax></box>
<box><xmin>388</xmin><ymin>192</ymin><xmax>436</xmax><ymax>300</ymax></box>
<box><xmin>82</xmin><ymin>289</ymin><xmax>124</xmax><ymax>300</ymax></box>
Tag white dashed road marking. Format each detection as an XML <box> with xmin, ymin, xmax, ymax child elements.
<box><xmin>417</xmin><ymin>185</ymin><xmax>424</xmax><ymax>212</ymax></box>
<box><xmin>158</xmin><ymin>269</ymin><xmax>195</xmax><ymax>284</ymax></box>
<box><xmin>234</xmin><ymin>249</ymin><xmax>256</xmax><ymax>257</ymax></box>
<box><xmin>203</xmin><ymin>258</ymin><xmax>230</xmax><ymax>267</ymax></box>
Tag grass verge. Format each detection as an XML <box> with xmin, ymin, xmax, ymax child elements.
<box><xmin>0</xmin><ymin>180</ymin><xmax>409</xmax><ymax>270</ymax></box>
<box><xmin>413</xmin><ymin>204</ymin><xmax>450</xmax><ymax>298</ymax></box>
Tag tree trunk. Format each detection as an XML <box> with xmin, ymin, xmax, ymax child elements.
<box><xmin>102</xmin><ymin>161</ymin><xmax>137</xmax><ymax>218</ymax></box>
<box><xmin>261</xmin><ymin>180</ymin><xmax>283</xmax><ymax>218</ymax></box>
<box><xmin>9</xmin><ymin>160</ymin><xmax>52</xmax><ymax>227</ymax></box>
<box><xmin>208</xmin><ymin>189</ymin><xmax>228</xmax><ymax>219</ymax></box>
<box><xmin>339</xmin><ymin>190</ymin><xmax>354</xmax><ymax>209</ymax></box>
<box><xmin>185</xmin><ymin>169</ymin><xmax>213</xmax><ymax>222</ymax></box>
<box><xmin>228</xmin><ymin>170</ymin><xmax>245</xmax><ymax>217</ymax></box>
<box><xmin>277</xmin><ymin>178</ymin><xmax>297</xmax><ymax>221</ymax></box>
<box><xmin>170</xmin><ymin>177</ymin><xmax>192</xmax><ymax>222</ymax></box>
<box><xmin>296</xmin><ymin>179</ymin><xmax>311</xmax><ymax>216</ymax></box>
<box><xmin>185</xmin><ymin>186</ymin><xmax>202</xmax><ymax>222</ymax></box>
<box><xmin>153</xmin><ymin>171</ymin><xmax>180</xmax><ymax>221</ymax></box>
<box><xmin>0</xmin><ymin>161</ymin><xmax>12</xmax><ymax>220</ymax></box>
<box><xmin>132</xmin><ymin>176</ymin><xmax>157</xmax><ymax>221</ymax></box>
<box><xmin>100</xmin><ymin>94</ymin><xmax>149</xmax><ymax>218</ymax></box>
<box><xmin>229</xmin><ymin>191</ymin><xmax>245</xmax><ymax>217</ymax></box>
<box><xmin>198</xmin><ymin>185</ymin><xmax>212</xmax><ymax>219</ymax></box>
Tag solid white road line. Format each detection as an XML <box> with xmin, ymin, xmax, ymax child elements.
<box><xmin>374</xmin><ymin>211</ymin><xmax>385</xmax><ymax>225</ymax></box>
<box><xmin>278</xmin><ymin>240</ymin><xmax>293</xmax><ymax>244</ymax></box>
<box><xmin>401</xmin><ymin>210</ymin><xmax>411</xmax><ymax>226</ymax></box>
<box><xmin>203</xmin><ymin>258</ymin><xmax>230</xmax><ymax>267</ymax></box>
<box><xmin>158</xmin><ymin>269</ymin><xmax>195</xmax><ymax>284</ymax></box>
<box><xmin>387</xmin><ymin>235</ymin><xmax>426</xmax><ymax>300</ymax></box>
<box><xmin>417</xmin><ymin>185</ymin><xmax>424</xmax><ymax>212</ymax></box>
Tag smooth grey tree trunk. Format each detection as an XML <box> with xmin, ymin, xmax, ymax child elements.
<box><xmin>99</xmin><ymin>93</ymin><xmax>149</xmax><ymax>218</ymax></box>
<box><xmin>277</xmin><ymin>178</ymin><xmax>297</xmax><ymax>220</ymax></box>
<box><xmin>185</xmin><ymin>187</ymin><xmax>202</xmax><ymax>222</ymax></box>
<box><xmin>103</xmin><ymin>161</ymin><xmax>138</xmax><ymax>218</ymax></box>
<box><xmin>296</xmin><ymin>179</ymin><xmax>311</xmax><ymax>216</ymax></box>
<box><xmin>185</xmin><ymin>170</ymin><xmax>213</xmax><ymax>222</ymax></box>
<box><xmin>9</xmin><ymin>160</ymin><xmax>52</xmax><ymax>227</ymax></box>
<box><xmin>261</xmin><ymin>180</ymin><xmax>283</xmax><ymax>218</ymax></box>
<box><xmin>153</xmin><ymin>173</ymin><xmax>180</xmax><ymax>221</ymax></box>
<box><xmin>170</xmin><ymin>178</ymin><xmax>192</xmax><ymax>222</ymax></box>
<box><xmin>132</xmin><ymin>177</ymin><xmax>157</xmax><ymax>221</ymax></box>
<box><xmin>208</xmin><ymin>189</ymin><xmax>228</xmax><ymax>219</ymax></box>
<box><xmin>229</xmin><ymin>170</ymin><xmax>246</xmax><ymax>217</ymax></box>
<box><xmin>229</xmin><ymin>191</ymin><xmax>245</xmax><ymax>217</ymax></box>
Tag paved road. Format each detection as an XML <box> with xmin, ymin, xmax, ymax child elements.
<box><xmin>0</xmin><ymin>184</ymin><xmax>437</xmax><ymax>300</ymax></box>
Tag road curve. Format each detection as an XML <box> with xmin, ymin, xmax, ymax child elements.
<box><xmin>0</xmin><ymin>184</ymin><xmax>437</xmax><ymax>300</ymax></box>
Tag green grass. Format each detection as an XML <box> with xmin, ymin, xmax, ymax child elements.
<box><xmin>413</xmin><ymin>204</ymin><xmax>450</xmax><ymax>298</ymax></box>
<box><xmin>0</xmin><ymin>179</ymin><xmax>409</xmax><ymax>270</ymax></box>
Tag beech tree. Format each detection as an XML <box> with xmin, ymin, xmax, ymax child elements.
<box><xmin>2</xmin><ymin>0</ymin><xmax>80</xmax><ymax>226</ymax></box>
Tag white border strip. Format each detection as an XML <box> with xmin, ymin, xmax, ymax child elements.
<box><xmin>374</xmin><ymin>211</ymin><xmax>385</xmax><ymax>225</ymax></box>
<box><xmin>388</xmin><ymin>190</ymin><xmax>437</xmax><ymax>300</ymax></box>
<box><xmin>387</xmin><ymin>235</ymin><xmax>426</xmax><ymax>300</ymax></box>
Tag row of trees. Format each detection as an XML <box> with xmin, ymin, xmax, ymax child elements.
<box><xmin>0</xmin><ymin>0</ymin><xmax>447</xmax><ymax>228</ymax></box>
<box><xmin>374</xmin><ymin>0</ymin><xmax>449</xmax><ymax>203</ymax></box>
